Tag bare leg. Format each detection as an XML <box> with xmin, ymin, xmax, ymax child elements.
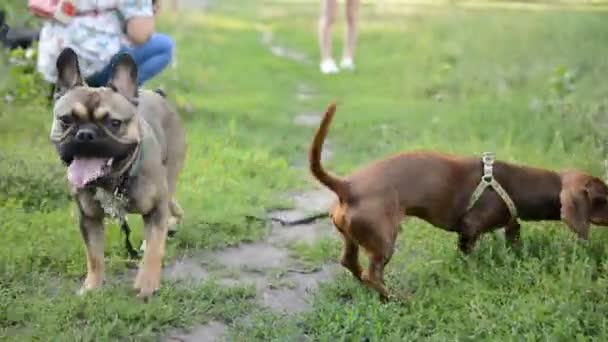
<box><xmin>319</xmin><ymin>0</ymin><xmax>339</xmax><ymax>73</ymax></box>
<box><xmin>341</xmin><ymin>0</ymin><xmax>360</xmax><ymax>69</ymax></box>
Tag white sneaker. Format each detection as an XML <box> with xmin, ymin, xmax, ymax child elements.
<box><xmin>320</xmin><ymin>58</ymin><xmax>339</xmax><ymax>74</ymax></box>
<box><xmin>340</xmin><ymin>58</ymin><xmax>355</xmax><ymax>71</ymax></box>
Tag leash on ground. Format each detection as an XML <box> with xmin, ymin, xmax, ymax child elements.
<box><xmin>118</xmin><ymin>212</ymin><xmax>328</xmax><ymax>260</ymax></box>
<box><xmin>249</xmin><ymin>212</ymin><xmax>330</xmax><ymax>226</ymax></box>
<box><xmin>156</xmin><ymin>212</ymin><xmax>329</xmax><ymax>251</ymax></box>
<box><xmin>194</xmin><ymin>212</ymin><xmax>330</xmax><ymax>229</ymax></box>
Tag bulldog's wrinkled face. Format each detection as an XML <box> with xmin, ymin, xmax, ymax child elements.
<box><xmin>50</xmin><ymin>48</ymin><xmax>140</xmax><ymax>189</ymax></box>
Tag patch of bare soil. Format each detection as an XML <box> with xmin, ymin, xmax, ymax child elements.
<box><xmin>162</xmin><ymin>187</ymin><xmax>338</xmax><ymax>342</ymax></box>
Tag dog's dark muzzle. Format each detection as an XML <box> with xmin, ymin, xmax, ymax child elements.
<box><xmin>75</xmin><ymin>127</ymin><xmax>97</xmax><ymax>142</ymax></box>
<box><xmin>56</xmin><ymin>127</ymin><xmax>138</xmax><ymax>167</ymax></box>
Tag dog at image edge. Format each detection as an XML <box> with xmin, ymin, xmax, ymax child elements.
<box><xmin>50</xmin><ymin>48</ymin><xmax>186</xmax><ymax>298</ymax></box>
<box><xmin>309</xmin><ymin>102</ymin><xmax>608</xmax><ymax>300</ymax></box>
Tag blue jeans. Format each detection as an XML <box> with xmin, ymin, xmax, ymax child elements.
<box><xmin>86</xmin><ymin>33</ymin><xmax>174</xmax><ymax>87</ymax></box>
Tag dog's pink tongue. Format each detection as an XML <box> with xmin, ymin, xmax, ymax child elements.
<box><xmin>67</xmin><ymin>158</ymin><xmax>107</xmax><ymax>188</ymax></box>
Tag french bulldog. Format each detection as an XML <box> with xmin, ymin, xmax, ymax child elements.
<box><xmin>50</xmin><ymin>47</ymin><xmax>186</xmax><ymax>298</ymax></box>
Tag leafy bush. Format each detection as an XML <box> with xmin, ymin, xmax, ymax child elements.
<box><xmin>0</xmin><ymin>47</ymin><xmax>48</xmax><ymax>105</ymax></box>
<box><xmin>1</xmin><ymin>0</ymin><xmax>47</xmax><ymax>105</ymax></box>
<box><xmin>1</xmin><ymin>0</ymin><xmax>38</xmax><ymax>28</ymax></box>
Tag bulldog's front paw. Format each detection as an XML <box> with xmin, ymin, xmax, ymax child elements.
<box><xmin>77</xmin><ymin>276</ymin><xmax>104</xmax><ymax>295</ymax></box>
<box><xmin>134</xmin><ymin>269</ymin><xmax>160</xmax><ymax>299</ymax></box>
<box><xmin>136</xmin><ymin>286</ymin><xmax>159</xmax><ymax>300</ymax></box>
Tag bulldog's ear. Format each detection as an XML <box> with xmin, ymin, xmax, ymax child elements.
<box><xmin>55</xmin><ymin>48</ymin><xmax>83</xmax><ymax>93</ymax></box>
<box><xmin>108</xmin><ymin>53</ymin><xmax>138</xmax><ymax>99</ymax></box>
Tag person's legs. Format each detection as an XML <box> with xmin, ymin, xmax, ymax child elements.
<box><xmin>319</xmin><ymin>0</ymin><xmax>339</xmax><ymax>74</ymax></box>
<box><xmin>86</xmin><ymin>58</ymin><xmax>116</xmax><ymax>87</ymax></box>
<box><xmin>341</xmin><ymin>0</ymin><xmax>360</xmax><ymax>70</ymax></box>
<box><xmin>86</xmin><ymin>33</ymin><xmax>174</xmax><ymax>87</ymax></box>
<box><xmin>125</xmin><ymin>33</ymin><xmax>174</xmax><ymax>85</ymax></box>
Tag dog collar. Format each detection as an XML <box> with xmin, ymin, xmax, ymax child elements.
<box><xmin>97</xmin><ymin>116</ymin><xmax>156</xmax><ymax>216</ymax></box>
<box><xmin>128</xmin><ymin>119</ymin><xmax>157</xmax><ymax>178</ymax></box>
<box><xmin>93</xmin><ymin>139</ymin><xmax>145</xmax><ymax>261</ymax></box>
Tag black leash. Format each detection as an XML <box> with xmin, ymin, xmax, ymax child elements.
<box><xmin>120</xmin><ymin>219</ymin><xmax>140</xmax><ymax>259</ymax></box>
<box><xmin>112</xmin><ymin>156</ymin><xmax>141</xmax><ymax>260</ymax></box>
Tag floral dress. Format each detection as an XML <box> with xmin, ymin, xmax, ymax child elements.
<box><xmin>37</xmin><ymin>0</ymin><xmax>153</xmax><ymax>83</ymax></box>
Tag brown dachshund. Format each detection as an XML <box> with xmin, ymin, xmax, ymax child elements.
<box><xmin>309</xmin><ymin>102</ymin><xmax>608</xmax><ymax>299</ymax></box>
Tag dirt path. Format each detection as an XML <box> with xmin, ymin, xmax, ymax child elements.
<box><xmin>163</xmin><ymin>23</ymin><xmax>338</xmax><ymax>341</ymax></box>
<box><xmin>164</xmin><ymin>186</ymin><xmax>337</xmax><ymax>341</ymax></box>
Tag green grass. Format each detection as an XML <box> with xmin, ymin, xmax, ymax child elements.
<box><xmin>3</xmin><ymin>0</ymin><xmax>608</xmax><ymax>340</ymax></box>
<box><xmin>289</xmin><ymin>237</ymin><xmax>341</xmax><ymax>271</ymax></box>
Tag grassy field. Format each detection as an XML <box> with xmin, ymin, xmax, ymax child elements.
<box><xmin>3</xmin><ymin>0</ymin><xmax>608</xmax><ymax>340</ymax></box>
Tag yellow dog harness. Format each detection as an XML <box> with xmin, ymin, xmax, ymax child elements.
<box><xmin>467</xmin><ymin>152</ymin><xmax>518</xmax><ymax>219</ymax></box>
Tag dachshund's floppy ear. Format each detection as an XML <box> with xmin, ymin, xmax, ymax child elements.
<box><xmin>108</xmin><ymin>52</ymin><xmax>138</xmax><ymax>99</ymax></box>
<box><xmin>561</xmin><ymin>183</ymin><xmax>592</xmax><ymax>240</ymax></box>
<box><xmin>55</xmin><ymin>47</ymin><xmax>83</xmax><ymax>95</ymax></box>
<box><xmin>586</xmin><ymin>178</ymin><xmax>608</xmax><ymax>204</ymax></box>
